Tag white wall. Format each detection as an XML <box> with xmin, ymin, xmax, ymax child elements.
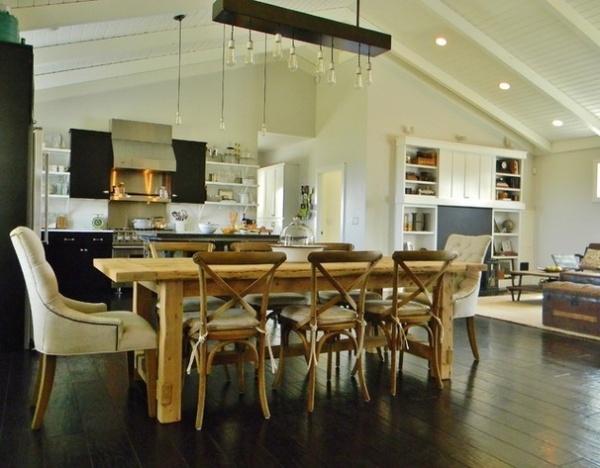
<box><xmin>533</xmin><ymin>149</ymin><xmax>600</xmax><ymax>263</ymax></box>
<box><xmin>36</xmin><ymin>51</ymin><xmax>572</xmax><ymax>265</ymax></box>
<box><xmin>35</xmin><ymin>61</ymin><xmax>316</xmax><ymax>149</ymax></box>
<box><xmin>364</xmin><ymin>56</ymin><xmax>535</xmax><ymax>255</ymax></box>
<box><xmin>314</xmin><ymin>58</ymin><xmax>369</xmax><ymax>249</ymax></box>
<box><xmin>34</xmin><ymin>60</ymin><xmax>316</xmax><ymax>229</ymax></box>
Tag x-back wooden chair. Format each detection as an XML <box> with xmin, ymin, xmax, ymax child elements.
<box><xmin>187</xmin><ymin>251</ymin><xmax>286</xmax><ymax>430</ymax></box>
<box><xmin>272</xmin><ymin>250</ymin><xmax>383</xmax><ymax>412</ymax></box>
<box><xmin>363</xmin><ymin>250</ymin><xmax>457</xmax><ymax>394</ymax></box>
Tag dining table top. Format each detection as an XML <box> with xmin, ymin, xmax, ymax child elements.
<box><xmin>93</xmin><ymin>256</ymin><xmax>486</xmax><ymax>284</ymax></box>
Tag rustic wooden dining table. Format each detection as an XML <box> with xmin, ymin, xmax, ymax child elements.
<box><xmin>94</xmin><ymin>256</ymin><xmax>485</xmax><ymax>424</ymax></box>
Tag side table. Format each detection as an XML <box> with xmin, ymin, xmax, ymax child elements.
<box><xmin>507</xmin><ymin>270</ymin><xmax>559</xmax><ymax>301</ymax></box>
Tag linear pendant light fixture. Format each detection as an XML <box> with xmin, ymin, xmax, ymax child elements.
<box><xmin>212</xmin><ymin>0</ymin><xmax>391</xmax><ymax>57</ymax></box>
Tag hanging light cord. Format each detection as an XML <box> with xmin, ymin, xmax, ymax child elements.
<box><xmin>174</xmin><ymin>14</ymin><xmax>185</xmax><ymax>124</ymax></box>
<box><xmin>262</xmin><ymin>33</ymin><xmax>267</xmax><ymax>133</ymax></box>
<box><xmin>220</xmin><ymin>24</ymin><xmax>226</xmax><ymax>129</ymax></box>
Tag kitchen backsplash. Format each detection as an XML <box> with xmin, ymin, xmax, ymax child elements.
<box><xmin>64</xmin><ymin>199</ymin><xmax>261</xmax><ymax>233</ymax></box>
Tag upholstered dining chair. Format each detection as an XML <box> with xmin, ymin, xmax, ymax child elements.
<box><xmin>147</xmin><ymin>241</ymin><xmax>225</xmax><ymax>322</ymax></box>
<box><xmin>188</xmin><ymin>250</ymin><xmax>286</xmax><ymax>430</ymax></box>
<box><xmin>229</xmin><ymin>241</ymin><xmax>309</xmax><ymax>323</ymax></box>
<box><xmin>363</xmin><ymin>250</ymin><xmax>457</xmax><ymax>394</ymax></box>
<box><xmin>443</xmin><ymin>234</ymin><xmax>491</xmax><ymax>361</ymax></box>
<box><xmin>10</xmin><ymin>226</ymin><xmax>158</xmax><ymax>429</ymax></box>
<box><xmin>272</xmin><ymin>250</ymin><xmax>383</xmax><ymax>412</ymax></box>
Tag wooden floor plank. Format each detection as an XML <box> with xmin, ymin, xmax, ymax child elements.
<box><xmin>2</xmin><ymin>293</ymin><xmax>600</xmax><ymax>467</ymax></box>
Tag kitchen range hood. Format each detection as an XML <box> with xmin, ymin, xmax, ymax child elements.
<box><xmin>111</xmin><ymin>119</ymin><xmax>177</xmax><ymax>172</ymax></box>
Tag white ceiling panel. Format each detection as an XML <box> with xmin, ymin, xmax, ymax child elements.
<box><xmin>6</xmin><ymin>0</ymin><xmax>600</xmax><ymax>152</ymax></box>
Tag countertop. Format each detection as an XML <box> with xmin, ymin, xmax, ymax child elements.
<box><xmin>138</xmin><ymin>232</ymin><xmax>280</xmax><ymax>241</ymax></box>
<box><xmin>47</xmin><ymin>228</ymin><xmax>113</xmax><ymax>234</ymax></box>
<box><xmin>48</xmin><ymin>228</ymin><xmax>278</xmax><ymax>237</ymax></box>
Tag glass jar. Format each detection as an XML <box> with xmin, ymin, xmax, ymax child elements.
<box><xmin>280</xmin><ymin>216</ymin><xmax>314</xmax><ymax>246</ymax></box>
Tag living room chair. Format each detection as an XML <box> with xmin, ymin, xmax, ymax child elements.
<box><xmin>229</xmin><ymin>241</ymin><xmax>309</xmax><ymax>323</ymax></box>
<box><xmin>187</xmin><ymin>250</ymin><xmax>286</xmax><ymax>430</ymax></box>
<box><xmin>444</xmin><ymin>234</ymin><xmax>491</xmax><ymax>361</ymax></box>
<box><xmin>363</xmin><ymin>250</ymin><xmax>457</xmax><ymax>394</ymax></box>
<box><xmin>272</xmin><ymin>250</ymin><xmax>383</xmax><ymax>412</ymax></box>
<box><xmin>10</xmin><ymin>226</ymin><xmax>158</xmax><ymax>429</ymax></box>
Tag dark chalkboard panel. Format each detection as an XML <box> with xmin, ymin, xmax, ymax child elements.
<box><xmin>437</xmin><ymin>206</ymin><xmax>492</xmax><ymax>251</ymax></box>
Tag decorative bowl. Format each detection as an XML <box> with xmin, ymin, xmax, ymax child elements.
<box><xmin>198</xmin><ymin>223</ymin><xmax>218</xmax><ymax>235</ymax></box>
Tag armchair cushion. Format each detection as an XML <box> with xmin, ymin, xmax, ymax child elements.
<box><xmin>579</xmin><ymin>248</ymin><xmax>600</xmax><ymax>270</ymax></box>
<box><xmin>61</xmin><ymin>295</ymin><xmax>108</xmax><ymax>313</ymax></box>
<box><xmin>444</xmin><ymin>234</ymin><xmax>491</xmax><ymax>319</ymax></box>
<box><xmin>444</xmin><ymin>234</ymin><xmax>491</xmax><ymax>294</ymax></box>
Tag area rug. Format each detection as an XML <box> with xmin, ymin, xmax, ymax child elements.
<box><xmin>476</xmin><ymin>293</ymin><xmax>600</xmax><ymax>341</ymax></box>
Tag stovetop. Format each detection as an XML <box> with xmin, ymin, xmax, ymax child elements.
<box><xmin>113</xmin><ymin>228</ymin><xmax>174</xmax><ymax>245</ymax></box>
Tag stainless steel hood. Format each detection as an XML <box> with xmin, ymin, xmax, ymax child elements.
<box><xmin>110</xmin><ymin>119</ymin><xmax>177</xmax><ymax>172</ymax></box>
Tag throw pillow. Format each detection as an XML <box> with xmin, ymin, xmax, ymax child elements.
<box><xmin>579</xmin><ymin>248</ymin><xmax>600</xmax><ymax>270</ymax></box>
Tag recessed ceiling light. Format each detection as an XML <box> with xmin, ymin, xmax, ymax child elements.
<box><xmin>552</xmin><ymin>120</ymin><xmax>564</xmax><ymax>127</ymax></box>
<box><xmin>499</xmin><ymin>82</ymin><xmax>511</xmax><ymax>90</ymax></box>
<box><xmin>435</xmin><ymin>37</ymin><xmax>447</xmax><ymax>46</ymax></box>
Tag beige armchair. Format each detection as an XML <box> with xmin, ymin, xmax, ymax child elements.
<box><xmin>10</xmin><ymin>226</ymin><xmax>158</xmax><ymax>429</ymax></box>
<box><xmin>444</xmin><ymin>234</ymin><xmax>491</xmax><ymax>361</ymax></box>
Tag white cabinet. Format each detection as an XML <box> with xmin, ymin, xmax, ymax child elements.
<box><xmin>394</xmin><ymin>136</ymin><xmax>527</xmax><ymax>255</ymax></box>
<box><xmin>257</xmin><ymin>163</ymin><xmax>298</xmax><ymax>234</ymax></box>
<box><xmin>438</xmin><ymin>150</ymin><xmax>494</xmax><ymax>202</ymax></box>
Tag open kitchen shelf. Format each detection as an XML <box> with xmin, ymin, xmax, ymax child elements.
<box><xmin>204</xmin><ymin>201</ymin><xmax>258</xmax><ymax>207</ymax></box>
<box><xmin>205</xmin><ymin>157</ymin><xmax>258</xmax><ymax>208</ymax></box>
<box><xmin>205</xmin><ymin>181</ymin><xmax>258</xmax><ymax>188</ymax></box>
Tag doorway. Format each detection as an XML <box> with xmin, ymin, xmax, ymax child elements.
<box><xmin>316</xmin><ymin>164</ymin><xmax>345</xmax><ymax>242</ymax></box>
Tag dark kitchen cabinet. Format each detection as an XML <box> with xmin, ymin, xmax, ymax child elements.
<box><xmin>70</xmin><ymin>129</ymin><xmax>112</xmax><ymax>199</ymax></box>
<box><xmin>44</xmin><ymin>231</ymin><xmax>113</xmax><ymax>303</ymax></box>
<box><xmin>171</xmin><ymin>139</ymin><xmax>206</xmax><ymax>203</ymax></box>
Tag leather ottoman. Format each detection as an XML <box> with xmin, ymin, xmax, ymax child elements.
<box><xmin>542</xmin><ymin>281</ymin><xmax>600</xmax><ymax>335</ymax></box>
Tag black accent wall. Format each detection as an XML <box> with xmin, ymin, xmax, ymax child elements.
<box><xmin>0</xmin><ymin>42</ymin><xmax>33</xmax><ymax>351</ymax></box>
<box><xmin>436</xmin><ymin>206</ymin><xmax>492</xmax><ymax>252</ymax></box>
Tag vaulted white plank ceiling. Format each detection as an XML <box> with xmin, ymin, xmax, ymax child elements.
<box><xmin>7</xmin><ymin>0</ymin><xmax>600</xmax><ymax>154</ymax></box>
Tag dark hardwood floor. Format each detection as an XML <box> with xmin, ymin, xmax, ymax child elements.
<box><xmin>1</xmin><ymin>291</ymin><xmax>600</xmax><ymax>467</ymax></box>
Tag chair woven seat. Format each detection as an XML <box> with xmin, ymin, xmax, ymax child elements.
<box><xmin>280</xmin><ymin>304</ymin><xmax>357</xmax><ymax>325</ymax></box>
<box><xmin>183</xmin><ymin>295</ymin><xmax>227</xmax><ymax>313</ymax></box>
<box><xmin>148</xmin><ymin>241</ymin><xmax>226</xmax><ymax>318</ymax></box>
<box><xmin>187</xmin><ymin>308</ymin><xmax>260</xmax><ymax>331</ymax></box>
<box><xmin>363</xmin><ymin>299</ymin><xmax>429</xmax><ymax>317</ymax></box>
<box><xmin>229</xmin><ymin>242</ymin><xmax>309</xmax><ymax>321</ymax></box>
<box><xmin>319</xmin><ymin>290</ymin><xmax>382</xmax><ymax>303</ymax></box>
<box><xmin>245</xmin><ymin>292</ymin><xmax>308</xmax><ymax>307</ymax></box>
